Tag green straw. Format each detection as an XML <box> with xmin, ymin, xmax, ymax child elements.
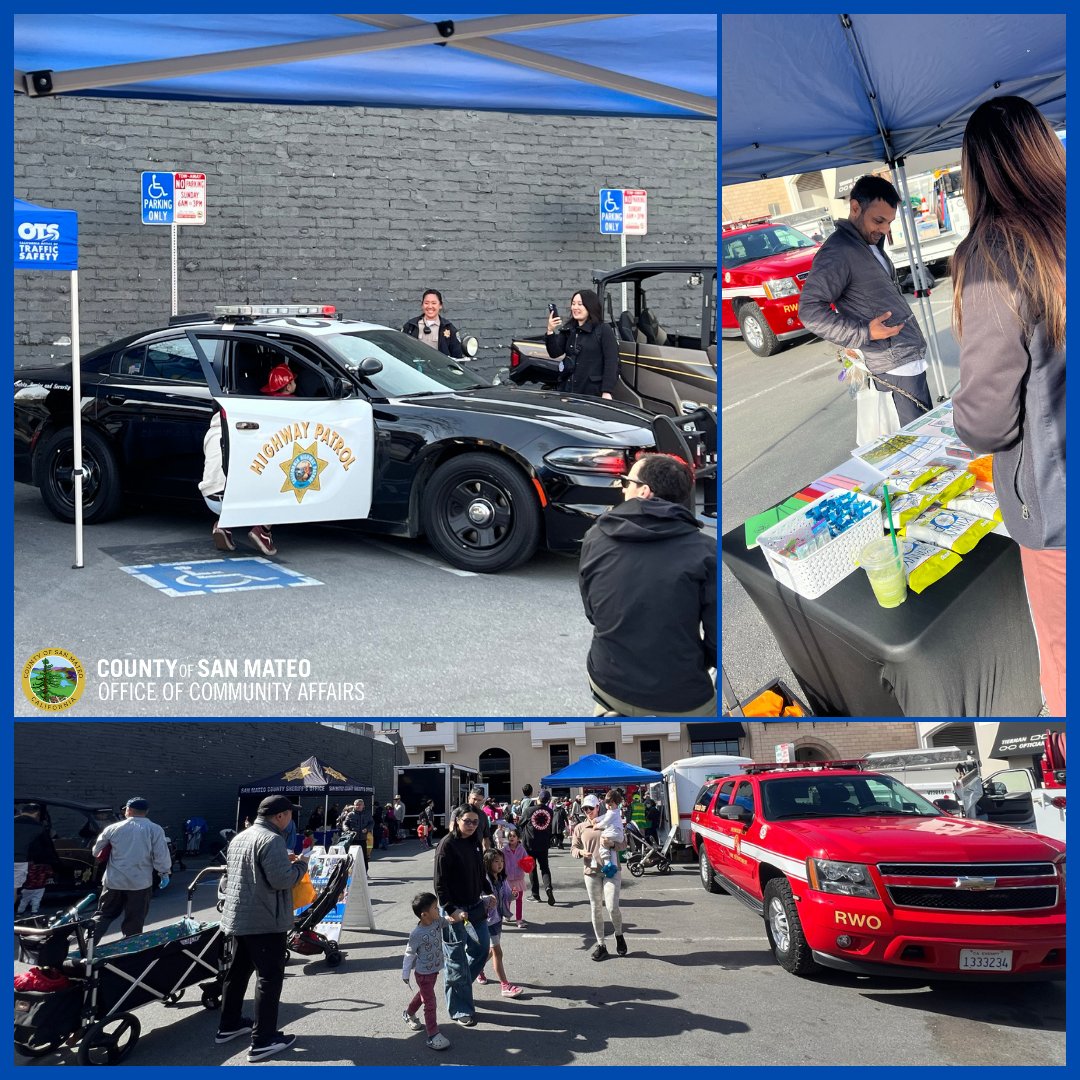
<box><xmin>882</xmin><ymin>482</ymin><xmax>899</xmax><ymax>556</ymax></box>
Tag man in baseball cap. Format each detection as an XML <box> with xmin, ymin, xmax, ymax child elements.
<box><xmin>217</xmin><ymin>793</ymin><xmax>309</xmax><ymax>1061</ymax></box>
<box><xmin>580</xmin><ymin>794</ymin><xmax>602</xmax><ymax>810</ymax></box>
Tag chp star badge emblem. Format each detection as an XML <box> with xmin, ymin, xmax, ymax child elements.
<box><xmin>279</xmin><ymin>442</ymin><xmax>329</xmax><ymax>503</ymax></box>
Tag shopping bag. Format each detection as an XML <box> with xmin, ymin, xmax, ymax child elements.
<box><xmin>855</xmin><ymin>378</ymin><xmax>901</xmax><ymax>444</ymax></box>
<box><xmin>292</xmin><ymin>871</ymin><xmax>316</xmax><ymax>910</ymax></box>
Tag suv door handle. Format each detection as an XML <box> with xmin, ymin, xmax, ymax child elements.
<box><xmin>235</xmin><ymin>421</ymin><xmax>260</xmax><ymax>430</ymax></box>
<box><xmin>105</xmin><ymin>394</ymin><xmax>127</xmax><ymax>406</ymax></box>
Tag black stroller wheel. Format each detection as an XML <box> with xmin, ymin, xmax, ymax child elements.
<box><xmin>200</xmin><ymin>990</ymin><xmax>221</xmax><ymax>1010</ymax></box>
<box><xmin>77</xmin><ymin>1013</ymin><xmax>141</xmax><ymax>1066</ymax></box>
<box><xmin>163</xmin><ymin>989</ymin><xmax>185</xmax><ymax>1006</ymax></box>
<box><xmin>15</xmin><ymin>1034</ymin><xmax>65</xmax><ymax>1058</ymax></box>
<box><xmin>324</xmin><ymin>948</ymin><xmax>343</xmax><ymax>968</ymax></box>
<box><xmin>628</xmin><ymin>858</ymin><xmax>646</xmax><ymax>878</ymax></box>
<box><xmin>657</xmin><ymin>859</ymin><xmax>672</xmax><ymax>874</ymax></box>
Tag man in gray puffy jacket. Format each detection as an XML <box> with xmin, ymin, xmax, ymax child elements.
<box><xmin>217</xmin><ymin>795</ymin><xmax>309</xmax><ymax>1062</ymax></box>
<box><xmin>798</xmin><ymin>174</ymin><xmax>932</xmax><ymax>426</ymax></box>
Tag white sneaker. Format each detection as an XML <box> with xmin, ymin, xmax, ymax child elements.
<box><xmin>402</xmin><ymin>1010</ymin><xmax>424</xmax><ymax>1031</ymax></box>
<box><xmin>427</xmin><ymin>1032</ymin><xmax>452</xmax><ymax>1051</ymax></box>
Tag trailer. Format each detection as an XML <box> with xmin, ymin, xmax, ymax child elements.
<box><xmin>393</xmin><ymin>764</ymin><xmax>480</xmax><ymax>837</ymax></box>
<box><xmin>660</xmin><ymin>754</ymin><xmax>753</xmax><ymax>855</ymax></box>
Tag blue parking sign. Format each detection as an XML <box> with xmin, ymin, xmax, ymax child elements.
<box><xmin>142</xmin><ymin>172</ymin><xmax>175</xmax><ymax>224</ymax></box>
<box><xmin>599</xmin><ymin>188</ymin><xmax>624</xmax><ymax>234</ymax></box>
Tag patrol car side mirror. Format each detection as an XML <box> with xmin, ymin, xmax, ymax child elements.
<box><xmin>932</xmin><ymin>797</ymin><xmax>960</xmax><ymax>815</ymax></box>
<box><xmin>460</xmin><ymin>334</ymin><xmax>479</xmax><ymax>358</ymax></box>
<box><xmin>719</xmin><ymin>804</ymin><xmax>752</xmax><ymax>824</ymax></box>
<box><xmin>358</xmin><ymin>357</ymin><xmax>383</xmax><ymax>377</ymax></box>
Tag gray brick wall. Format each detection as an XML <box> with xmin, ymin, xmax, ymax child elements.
<box><xmin>13</xmin><ymin>721</ymin><xmax>409</xmax><ymax>843</ymax></box>
<box><xmin>15</xmin><ymin>96</ymin><xmax>717</xmax><ymax>380</ymax></box>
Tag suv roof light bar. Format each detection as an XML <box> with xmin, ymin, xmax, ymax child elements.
<box><xmin>213</xmin><ymin>303</ymin><xmax>337</xmax><ymax>318</ymax></box>
<box><xmin>740</xmin><ymin>760</ymin><xmax>867</xmax><ymax>775</ymax></box>
<box><xmin>722</xmin><ymin>217</ymin><xmax>772</xmax><ymax>231</ymax></box>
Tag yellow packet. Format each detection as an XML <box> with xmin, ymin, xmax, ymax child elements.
<box><xmin>881</xmin><ymin>490</ymin><xmax>926</xmax><ymax>529</ymax></box>
<box><xmin>946</xmin><ymin>487</ymin><xmax>1003</xmax><ymax>523</ymax></box>
<box><xmin>882</xmin><ymin>465</ymin><xmax>947</xmax><ymax>494</ymax></box>
<box><xmin>905</xmin><ymin>507</ymin><xmax>997</xmax><ymax>555</ymax></box>
<box><xmin>900</xmin><ymin>539</ymin><xmax>962</xmax><ymax>593</ymax></box>
<box><xmin>915</xmin><ymin>467</ymin><xmax>975</xmax><ymax>510</ymax></box>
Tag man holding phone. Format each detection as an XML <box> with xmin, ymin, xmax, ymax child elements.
<box><xmin>798</xmin><ymin>174</ymin><xmax>932</xmax><ymax>425</ymax></box>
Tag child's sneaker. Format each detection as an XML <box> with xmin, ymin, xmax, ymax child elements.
<box><xmin>516</xmin><ymin>919</ymin><xmax>527</xmax><ymax>929</ymax></box>
<box><xmin>475</xmin><ymin>971</ymin><xmax>489</xmax><ymax>985</ymax></box>
<box><xmin>248</xmin><ymin>525</ymin><xmax>277</xmax><ymax>556</ymax></box>
<box><xmin>402</xmin><ymin>1010</ymin><xmax>424</xmax><ymax>1031</ymax></box>
<box><xmin>212</xmin><ymin>524</ymin><xmax>236</xmax><ymax>551</ymax></box>
<box><xmin>500</xmin><ymin>983</ymin><xmax>523</xmax><ymax>997</ymax></box>
<box><xmin>427</xmin><ymin>1032</ymin><xmax>451</xmax><ymax>1051</ymax></box>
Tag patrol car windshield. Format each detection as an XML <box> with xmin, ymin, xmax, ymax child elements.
<box><xmin>324</xmin><ymin>330</ymin><xmax>486</xmax><ymax>396</ymax></box>
<box><xmin>722</xmin><ymin>225</ymin><xmax>817</xmax><ymax>269</ymax></box>
<box><xmin>759</xmin><ymin>776</ymin><xmax>941</xmax><ymax>821</ymax></box>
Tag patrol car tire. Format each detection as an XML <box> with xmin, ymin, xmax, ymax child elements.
<box><xmin>421</xmin><ymin>452</ymin><xmax>541</xmax><ymax>573</ymax></box>
<box><xmin>736</xmin><ymin>305</ymin><xmax>781</xmax><ymax>358</ymax></box>
<box><xmin>698</xmin><ymin>848</ymin><xmax>722</xmax><ymax>893</ymax></box>
<box><xmin>38</xmin><ymin>426</ymin><xmax>123</xmax><ymax>525</ymax></box>
<box><xmin>763</xmin><ymin>878</ymin><xmax>819</xmax><ymax>976</ymax></box>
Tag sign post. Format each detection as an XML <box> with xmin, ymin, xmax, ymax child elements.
<box><xmin>599</xmin><ymin>188</ymin><xmax>648</xmax><ymax>312</ymax></box>
<box><xmin>141</xmin><ymin>171</ymin><xmax>206</xmax><ymax>315</ymax></box>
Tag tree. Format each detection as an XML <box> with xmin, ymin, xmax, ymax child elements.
<box><xmin>31</xmin><ymin>657</ymin><xmax>64</xmax><ymax>700</ymax></box>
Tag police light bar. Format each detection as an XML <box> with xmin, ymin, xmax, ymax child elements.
<box><xmin>741</xmin><ymin>760</ymin><xmax>866</xmax><ymax>775</ymax></box>
<box><xmin>213</xmin><ymin>304</ymin><xmax>336</xmax><ymax>317</ymax></box>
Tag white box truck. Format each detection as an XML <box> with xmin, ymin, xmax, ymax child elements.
<box><xmin>661</xmin><ymin>754</ymin><xmax>753</xmax><ymax>854</ymax></box>
<box><xmin>393</xmin><ymin>763</ymin><xmax>480</xmax><ymax>837</ymax></box>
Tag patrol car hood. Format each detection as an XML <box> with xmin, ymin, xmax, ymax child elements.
<box><xmin>395</xmin><ymin>385</ymin><xmax>655</xmax><ymax>440</ymax></box>
<box><xmin>777</xmin><ymin>814</ymin><xmax>1065</xmax><ymax>863</ymax></box>
<box><xmin>734</xmin><ymin>248</ymin><xmax>817</xmax><ymax>277</ymax></box>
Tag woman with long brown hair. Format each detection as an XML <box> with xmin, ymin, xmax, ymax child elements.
<box><xmin>951</xmin><ymin>95</ymin><xmax>1065</xmax><ymax>715</ymax></box>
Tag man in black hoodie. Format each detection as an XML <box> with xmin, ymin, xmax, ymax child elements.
<box><xmin>578</xmin><ymin>453</ymin><xmax>717</xmax><ymax>716</ymax></box>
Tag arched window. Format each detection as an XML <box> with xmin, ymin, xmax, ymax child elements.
<box><xmin>479</xmin><ymin>747</ymin><xmax>511</xmax><ymax>805</ymax></box>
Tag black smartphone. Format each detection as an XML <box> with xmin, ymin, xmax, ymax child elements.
<box><xmin>548</xmin><ymin>303</ymin><xmax>559</xmax><ymax>318</ymax></box>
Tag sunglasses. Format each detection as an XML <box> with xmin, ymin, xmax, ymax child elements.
<box><xmin>619</xmin><ymin>475</ymin><xmax>645</xmax><ymax>489</ymax></box>
<box><xmin>459</xmin><ymin>818</ymin><xmax>480</xmax><ymax>826</ymax></box>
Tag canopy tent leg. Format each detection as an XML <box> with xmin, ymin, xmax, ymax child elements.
<box><xmin>70</xmin><ymin>268</ymin><xmax>84</xmax><ymax>568</ymax></box>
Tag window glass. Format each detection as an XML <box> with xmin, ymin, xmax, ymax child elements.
<box><xmin>116</xmin><ymin>345</ymin><xmax>147</xmax><ymax>376</ymax></box>
<box><xmin>732</xmin><ymin>780</ymin><xmax>756</xmax><ymax>813</ymax></box>
<box><xmin>722</xmin><ymin>225</ymin><xmax>817</xmax><ymax>269</ymax></box>
<box><xmin>324</xmin><ymin>330</ymin><xmax>485</xmax><ymax>396</ymax></box>
<box><xmin>143</xmin><ymin>337</ymin><xmax>205</xmax><ymax>382</ymax></box>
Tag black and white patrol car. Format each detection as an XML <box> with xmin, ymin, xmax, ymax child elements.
<box><xmin>14</xmin><ymin>305</ymin><xmax>705</xmax><ymax>573</ymax></box>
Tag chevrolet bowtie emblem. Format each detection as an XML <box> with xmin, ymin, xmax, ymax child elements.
<box><xmin>953</xmin><ymin>876</ymin><xmax>997</xmax><ymax>890</ymax></box>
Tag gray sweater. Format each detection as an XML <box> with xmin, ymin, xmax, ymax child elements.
<box><xmin>220</xmin><ymin>819</ymin><xmax>306</xmax><ymax>936</ymax></box>
<box><xmin>798</xmin><ymin>218</ymin><xmax>927</xmax><ymax>374</ymax></box>
<box><xmin>951</xmin><ymin>245</ymin><xmax>1065</xmax><ymax>549</ymax></box>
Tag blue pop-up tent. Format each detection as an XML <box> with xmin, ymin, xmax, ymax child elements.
<box><xmin>541</xmin><ymin>754</ymin><xmax>663</xmax><ymax>789</ymax></box>
<box><xmin>14</xmin><ymin>198</ymin><xmax>85</xmax><ymax>568</ymax></box>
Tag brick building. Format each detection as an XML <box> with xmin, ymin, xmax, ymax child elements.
<box><xmin>13</xmin><ymin>721</ymin><xmax>408</xmax><ymax>841</ymax></box>
<box><xmin>14</xmin><ymin>96</ymin><xmax>716</xmax><ymax>379</ymax></box>
<box><xmin>741</xmin><ymin>721</ymin><xmax>919</xmax><ymax>763</ymax></box>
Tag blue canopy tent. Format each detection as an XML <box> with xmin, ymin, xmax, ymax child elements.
<box><xmin>541</xmin><ymin>754</ymin><xmax>663</xmax><ymax>789</ymax></box>
<box><xmin>13</xmin><ymin>14</ymin><xmax>715</xmax><ymax>119</ymax></box>
<box><xmin>722</xmin><ymin>12</ymin><xmax>1065</xmax><ymax>400</ymax></box>
<box><xmin>14</xmin><ymin>198</ymin><xmax>85</xmax><ymax>568</ymax></box>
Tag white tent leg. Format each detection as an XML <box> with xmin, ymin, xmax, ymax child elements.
<box><xmin>70</xmin><ymin>268</ymin><xmax>84</xmax><ymax>569</ymax></box>
<box><xmin>893</xmin><ymin>164</ymin><xmax>949</xmax><ymax>402</ymax></box>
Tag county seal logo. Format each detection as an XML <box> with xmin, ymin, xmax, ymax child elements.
<box><xmin>22</xmin><ymin>648</ymin><xmax>86</xmax><ymax>711</ymax></box>
<box><xmin>280</xmin><ymin>442</ymin><xmax>330</xmax><ymax>503</ymax></box>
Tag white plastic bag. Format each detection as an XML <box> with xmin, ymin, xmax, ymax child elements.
<box><xmin>855</xmin><ymin>377</ymin><xmax>901</xmax><ymax>444</ymax></box>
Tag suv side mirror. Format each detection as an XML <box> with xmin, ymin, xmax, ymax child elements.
<box><xmin>933</xmin><ymin>797</ymin><xmax>961</xmax><ymax>815</ymax></box>
<box><xmin>357</xmin><ymin>357</ymin><xmax>383</xmax><ymax>377</ymax></box>
<box><xmin>719</xmin><ymin>804</ymin><xmax>752</xmax><ymax>824</ymax></box>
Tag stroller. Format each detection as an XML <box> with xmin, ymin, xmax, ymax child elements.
<box><xmin>624</xmin><ymin>819</ymin><xmax>672</xmax><ymax>877</ymax></box>
<box><xmin>14</xmin><ymin>867</ymin><xmax>227</xmax><ymax>1065</ymax></box>
<box><xmin>288</xmin><ymin>853</ymin><xmax>352</xmax><ymax>968</ymax></box>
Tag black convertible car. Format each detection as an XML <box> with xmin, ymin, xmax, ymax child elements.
<box><xmin>15</xmin><ymin>305</ymin><xmax>706</xmax><ymax>573</ymax></box>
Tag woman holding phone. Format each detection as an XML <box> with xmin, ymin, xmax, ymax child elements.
<box><xmin>545</xmin><ymin>289</ymin><xmax>619</xmax><ymax>398</ymax></box>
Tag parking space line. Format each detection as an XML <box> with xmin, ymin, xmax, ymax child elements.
<box><xmin>361</xmin><ymin>539</ymin><xmax>478</xmax><ymax>577</ymax></box>
<box><xmin>722</xmin><ymin>359</ymin><xmax>836</xmax><ymax>413</ymax></box>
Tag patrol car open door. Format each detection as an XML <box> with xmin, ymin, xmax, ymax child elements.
<box><xmin>188</xmin><ymin>331</ymin><xmax>374</xmax><ymax>529</ymax></box>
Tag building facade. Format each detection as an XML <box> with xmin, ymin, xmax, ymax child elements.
<box><xmin>386</xmin><ymin>721</ymin><xmax>919</xmax><ymax>802</ymax></box>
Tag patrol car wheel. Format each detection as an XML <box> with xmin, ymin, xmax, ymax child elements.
<box><xmin>763</xmin><ymin>878</ymin><xmax>819</xmax><ymax>975</ymax></box>
<box><xmin>698</xmin><ymin>847</ymin><xmax>721</xmax><ymax>893</ymax></box>
<box><xmin>38</xmin><ymin>426</ymin><xmax>123</xmax><ymax>525</ymax></box>
<box><xmin>737</xmin><ymin>305</ymin><xmax>781</xmax><ymax>358</ymax></box>
<box><xmin>421</xmin><ymin>452</ymin><xmax>541</xmax><ymax>573</ymax></box>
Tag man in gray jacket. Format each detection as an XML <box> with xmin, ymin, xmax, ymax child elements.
<box><xmin>217</xmin><ymin>794</ymin><xmax>309</xmax><ymax>1062</ymax></box>
<box><xmin>798</xmin><ymin>174</ymin><xmax>932</xmax><ymax>426</ymax></box>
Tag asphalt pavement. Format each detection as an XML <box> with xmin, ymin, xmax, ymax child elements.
<box><xmin>15</xmin><ymin>839</ymin><xmax>1065</xmax><ymax>1068</ymax></box>
<box><xmin>14</xmin><ymin>480</ymin><xmax>715</xmax><ymax>718</ymax></box>
<box><xmin>721</xmin><ymin>280</ymin><xmax>961</xmax><ymax>706</ymax></box>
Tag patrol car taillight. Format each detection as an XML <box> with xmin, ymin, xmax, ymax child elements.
<box><xmin>213</xmin><ymin>304</ymin><xmax>336</xmax><ymax>317</ymax></box>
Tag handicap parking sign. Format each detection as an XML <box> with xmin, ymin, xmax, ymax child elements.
<box><xmin>599</xmin><ymin>188</ymin><xmax>624</xmax><ymax>234</ymax></box>
<box><xmin>120</xmin><ymin>557</ymin><xmax>323</xmax><ymax>597</ymax></box>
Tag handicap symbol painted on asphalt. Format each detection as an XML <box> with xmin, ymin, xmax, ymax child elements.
<box><xmin>120</xmin><ymin>557</ymin><xmax>323</xmax><ymax>597</ymax></box>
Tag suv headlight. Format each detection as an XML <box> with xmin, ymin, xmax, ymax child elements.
<box><xmin>543</xmin><ymin>447</ymin><xmax>628</xmax><ymax>474</ymax></box>
<box><xmin>762</xmin><ymin>277</ymin><xmax>799</xmax><ymax>299</ymax></box>
<box><xmin>807</xmin><ymin>858</ymin><xmax>880</xmax><ymax>899</ymax></box>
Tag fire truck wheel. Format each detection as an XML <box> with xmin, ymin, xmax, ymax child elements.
<box><xmin>763</xmin><ymin>878</ymin><xmax>819</xmax><ymax>975</ymax></box>
<box><xmin>698</xmin><ymin>847</ymin><xmax>721</xmax><ymax>893</ymax></box>
<box><xmin>736</xmin><ymin>305</ymin><xmax>781</xmax><ymax>357</ymax></box>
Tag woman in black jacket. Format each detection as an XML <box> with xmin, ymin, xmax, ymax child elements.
<box><xmin>545</xmin><ymin>289</ymin><xmax>619</xmax><ymax>398</ymax></box>
<box><xmin>402</xmin><ymin>289</ymin><xmax>464</xmax><ymax>358</ymax></box>
<box><xmin>433</xmin><ymin>806</ymin><xmax>493</xmax><ymax>1026</ymax></box>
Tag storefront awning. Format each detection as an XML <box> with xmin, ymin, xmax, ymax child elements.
<box><xmin>991</xmin><ymin>724</ymin><xmax>1047</xmax><ymax>758</ymax></box>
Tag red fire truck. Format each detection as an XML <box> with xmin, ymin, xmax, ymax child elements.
<box><xmin>691</xmin><ymin>761</ymin><xmax>1065</xmax><ymax>981</ymax></box>
<box><xmin>720</xmin><ymin>218</ymin><xmax>821</xmax><ymax>357</ymax></box>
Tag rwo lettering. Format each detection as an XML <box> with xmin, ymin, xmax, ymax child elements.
<box><xmin>835</xmin><ymin>911</ymin><xmax>883</xmax><ymax>930</ymax></box>
<box><xmin>250</xmin><ymin>421</ymin><xmax>356</xmax><ymax>474</ymax></box>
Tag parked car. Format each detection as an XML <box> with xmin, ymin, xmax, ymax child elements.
<box><xmin>14</xmin><ymin>305</ymin><xmax>707</xmax><ymax>573</ymax></box>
